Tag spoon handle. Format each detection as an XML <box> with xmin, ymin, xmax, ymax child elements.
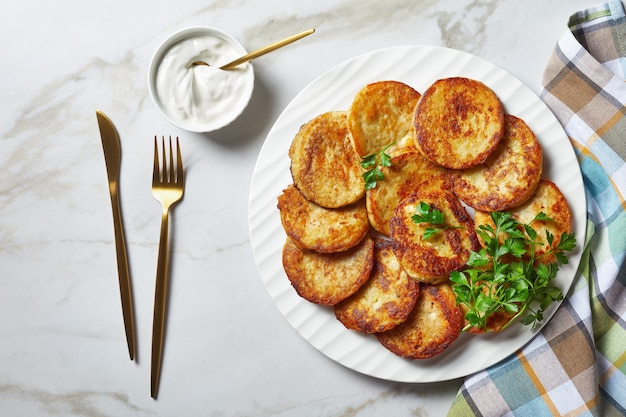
<box><xmin>220</xmin><ymin>28</ymin><xmax>315</xmax><ymax>70</ymax></box>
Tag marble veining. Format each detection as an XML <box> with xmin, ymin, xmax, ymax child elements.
<box><xmin>235</xmin><ymin>0</ymin><xmax>502</xmax><ymax>55</ymax></box>
<box><xmin>0</xmin><ymin>384</ymin><xmax>145</xmax><ymax>417</ymax></box>
<box><xmin>434</xmin><ymin>0</ymin><xmax>502</xmax><ymax>51</ymax></box>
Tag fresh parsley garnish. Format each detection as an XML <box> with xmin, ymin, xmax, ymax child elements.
<box><xmin>450</xmin><ymin>211</ymin><xmax>576</xmax><ymax>332</ymax></box>
<box><xmin>411</xmin><ymin>201</ymin><xmax>463</xmax><ymax>239</ymax></box>
<box><xmin>361</xmin><ymin>143</ymin><xmax>394</xmax><ymax>190</ymax></box>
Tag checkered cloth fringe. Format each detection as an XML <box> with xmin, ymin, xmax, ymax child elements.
<box><xmin>447</xmin><ymin>2</ymin><xmax>626</xmax><ymax>416</ymax></box>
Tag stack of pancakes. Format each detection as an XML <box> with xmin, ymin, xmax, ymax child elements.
<box><xmin>277</xmin><ymin>78</ymin><xmax>571</xmax><ymax>359</ymax></box>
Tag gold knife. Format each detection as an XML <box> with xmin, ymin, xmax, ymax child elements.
<box><xmin>96</xmin><ymin>110</ymin><xmax>136</xmax><ymax>361</ymax></box>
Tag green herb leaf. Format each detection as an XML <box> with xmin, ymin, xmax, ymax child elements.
<box><xmin>362</xmin><ymin>167</ymin><xmax>385</xmax><ymax>190</ymax></box>
<box><xmin>361</xmin><ymin>142</ymin><xmax>394</xmax><ymax>190</ymax></box>
<box><xmin>379</xmin><ymin>149</ymin><xmax>392</xmax><ymax>168</ymax></box>
<box><xmin>453</xmin><ymin>210</ymin><xmax>576</xmax><ymax>332</ymax></box>
<box><xmin>557</xmin><ymin>232</ymin><xmax>577</xmax><ymax>252</ymax></box>
<box><xmin>360</xmin><ymin>154</ymin><xmax>377</xmax><ymax>169</ymax></box>
<box><xmin>467</xmin><ymin>249</ymin><xmax>490</xmax><ymax>267</ymax></box>
<box><xmin>412</xmin><ymin>201</ymin><xmax>445</xmax><ymax>225</ymax></box>
<box><xmin>533</xmin><ymin>212</ymin><xmax>553</xmax><ymax>222</ymax></box>
<box><xmin>422</xmin><ymin>227</ymin><xmax>441</xmax><ymax>240</ymax></box>
<box><xmin>411</xmin><ymin>202</ymin><xmax>464</xmax><ymax>239</ymax></box>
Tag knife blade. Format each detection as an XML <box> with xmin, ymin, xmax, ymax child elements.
<box><xmin>96</xmin><ymin>110</ymin><xmax>136</xmax><ymax>361</ymax></box>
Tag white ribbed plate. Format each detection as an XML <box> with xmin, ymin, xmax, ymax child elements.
<box><xmin>248</xmin><ymin>46</ymin><xmax>586</xmax><ymax>383</ymax></box>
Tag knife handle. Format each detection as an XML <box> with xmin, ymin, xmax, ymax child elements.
<box><xmin>110</xmin><ymin>189</ymin><xmax>136</xmax><ymax>361</ymax></box>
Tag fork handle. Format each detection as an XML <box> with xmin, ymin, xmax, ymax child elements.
<box><xmin>151</xmin><ymin>206</ymin><xmax>171</xmax><ymax>399</ymax></box>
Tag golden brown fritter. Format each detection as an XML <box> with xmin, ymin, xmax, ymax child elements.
<box><xmin>348</xmin><ymin>80</ymin><xmax>422</xmax><ymax>157</ymax></box>
<box><xmin>390</xmin><ymin>190</ymin><xmax>480</xmax><ymax>284</ymax></box>
<box><xmin>414</xmin><ymin>77</ymin><xmax>504</xmax><ymax>169</ymax></box>
<box><xmin>376</xmin><ymin>282</ymin><xmax>463</xmax><ymax>359</ymax></box>
<box><xmin>366</xmin><ymin>151</ymin><xmax>450</xmax><ymax>236</ymax></box>
<box><xmin>282</xmin><ymin>236</ymin><xmax>374</xmax><ymax>305</ymax></box>
<box><xmin>473</xmin><ymin>179</ymin><xmax>572</xmax><ymax>263</ymax></box>
<box><xmin>451</xmin><ymin>114</ymin><xmax>543</xmax><ymax>211</ymax></box>
<box><xmin>289</xmin><ymin>111</ymin><xmax>365</xmax><ymax>208</ymax></box>
<box><xmin>277</xmin><ymin>185</ymin><xmax>369</xmax><ymax>253</ymax></box>
<box><xmin>334</xmin><ymin>239</ymin><xmax>420</xmax><ymax>333</ymax></box>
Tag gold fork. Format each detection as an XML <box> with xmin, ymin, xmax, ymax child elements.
<box><xmin>150</xmin><ymin>135</ymin><xmax>185</xmax><ymax>399</ymax></box>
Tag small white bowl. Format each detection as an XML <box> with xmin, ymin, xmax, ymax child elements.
<box><xmin>148</xmin><ymin>27</ymin><xmax>255</xmax><ymax>132</ymax></box>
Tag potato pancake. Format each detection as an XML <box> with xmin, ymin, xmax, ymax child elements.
<box><xmin>414</xmin><ymin>77</ymin><xmax>504</xmax><ymax>169</ymax></box>
<box><xmin>282</xmin><ymin>236</ymin><xmax>374</xmax><ymax>305</ymax></box>
<box><xmin>289</xmin><ymin>111</ymin><xmax>364</xmax><ymax>208</ymax></box>
<box><xmin>390</xmin><ymin>190</ymin><xmax>480</xmax><ymax>284</ymax></box>
<box><xmin>348</xmin><ymin>80</ymin><xmax>422</xmax><ymax>157</ymax></box>
<box><xmin>334</xmin><ymin>239</ymin><xmax>420</xmax><ymax>333</ymax></box>
<box><xmin>451</xmin><ymin>114</ymin><xmax>542</xmax><ymax>211</ymax></box>
<box><xmin>376</xmin><ymin>282</ymin><xmax>463</xmax><ymax>359</ymax></box>
<box><xmin>277</xmin><ymin>185</ymin><xmax>369</xmax><ymax>253</ymax></box>
<box><xmin>474</xmin><ymin>179</ymin><xmax>572</xmax><ymax>263</ymax></box>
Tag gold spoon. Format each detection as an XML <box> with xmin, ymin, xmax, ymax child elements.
<box><xmin>192</xmin><ymin>28</ymin><xmax>315</xmax><ymax>70</ymax></box>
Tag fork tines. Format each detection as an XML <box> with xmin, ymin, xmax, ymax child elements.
<box><xmin>153</xmin><ymin>135</ymin><xmax>184</xmax><ymax>184</ymax></box>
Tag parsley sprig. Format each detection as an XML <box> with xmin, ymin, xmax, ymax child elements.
<box><xmin>411</xmin><ymin>202</ymin><xmax>464</xmax><ymax>239</ymax></box>
<box><xmin>361</xmin><ymin>143</ymin><xmax>394</xmax><ymax>190</ymax></box>
<box><xmin>450</xmin><ymin>211</ymin><xmax>576</xmax><ymax>332</ymax></box>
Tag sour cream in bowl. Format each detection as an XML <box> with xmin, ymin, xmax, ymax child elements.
<box><xmin>148</xmin><ymin>27</ymin><xmax>254</xmax><ymax>132</ymax></box>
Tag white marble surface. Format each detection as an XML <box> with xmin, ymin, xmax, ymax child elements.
<box><xmin>0</xmin><ymin>0</ymin><xmax>594</xmax><ymax>415</ymax></box>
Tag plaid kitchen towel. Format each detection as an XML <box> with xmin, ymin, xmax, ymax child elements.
<box><xmin>448</xmin><ymin>2</ymin><xmax>626</xmax><ymax>416</ymax></box>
